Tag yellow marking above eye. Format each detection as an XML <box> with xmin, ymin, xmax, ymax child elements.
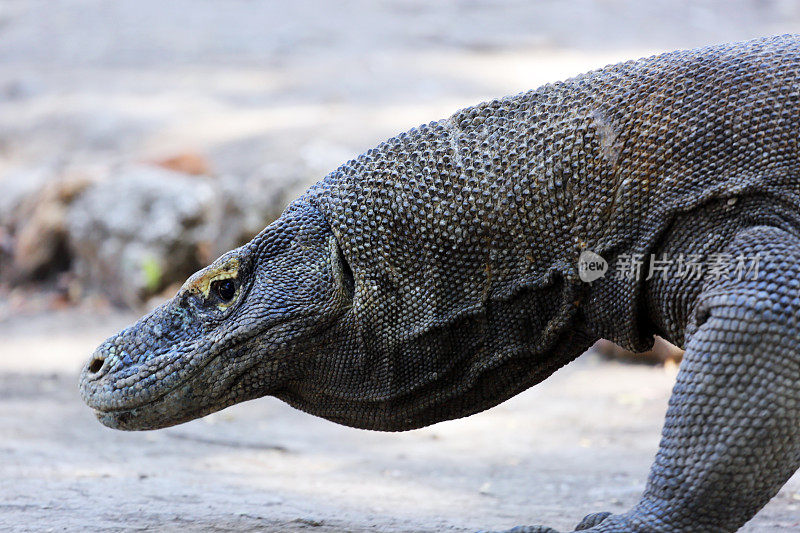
<box><xmin>183</xmin><ymin>257</ymin><xmax>241</xmax><ymax>305</ymax></box>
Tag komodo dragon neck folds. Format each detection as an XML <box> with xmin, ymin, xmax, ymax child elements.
<box><xmin>81</xmin><ymin>35</ymin><xmax>800</xmax><ymax>532</ymax></box>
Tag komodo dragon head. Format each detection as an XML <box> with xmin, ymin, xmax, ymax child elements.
<box><xmin>80</xmin><ymin>201</ymin><xmax>357</xmax><ymax>430</ymax></box>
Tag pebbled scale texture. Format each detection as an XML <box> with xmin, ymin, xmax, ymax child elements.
<box><xmin>81</xmin><ymin>35</ymin><xmax>800</xmax><ymax>532</ymax></box>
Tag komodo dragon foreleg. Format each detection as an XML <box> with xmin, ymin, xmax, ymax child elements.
<box><xmin>498</xmin><ymin>226</ymin><xmax>800</xmax><ymax>532</ymax></box>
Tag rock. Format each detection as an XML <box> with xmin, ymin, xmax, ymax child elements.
<box><xmin>1</xmin><ymin>160</ymin><xmax>306</xmax><ymax>307</ymax></box>
<box><xmin>0</xmin><ymin>165</ymin><xmax>54</xmax><ymax>228</ymax></box>
<box><xmin>0</xmin><ymin>166</ymin><xmax>53</xmax><ymax>281</ymax></box>
<box><xmin>67</xmin><ymin>165</ymin><xmax>216</xmax><ymax>307</ymax></box>
<box><xmin>13</xmin><ymin>196</ymin><xmax>70</xmax><ymax>279</ymax></box>
<box><xmin>12</xmin><ymin>176</ymin><xmax>91</xmax><ymax>280</ymax></box>
<box><xmin>0</xmin><ymin>166</ymin><xmax>91</xmax><ymax>283</ymax></box>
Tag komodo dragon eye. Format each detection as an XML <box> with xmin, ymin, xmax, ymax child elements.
<box><xmin>210</xmin><ymin>278</ymin><xmax>237</xmax><ymax>302</ymax></box>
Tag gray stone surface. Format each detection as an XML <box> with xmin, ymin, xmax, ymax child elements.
<box><xmin>66</xmin><ymin>166</ymin><xmax>214</xmax><ymax>304</ymax></box>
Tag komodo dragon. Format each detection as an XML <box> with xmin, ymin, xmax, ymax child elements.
<box><xmin>80</xmin><ymin>35</ymin><xmax>800</xmax><ymax>532</ymax></box>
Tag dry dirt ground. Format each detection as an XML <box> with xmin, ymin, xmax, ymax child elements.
<box><xmin>3</xmin><ymin>1</ymin><xmax>800</xmax><ymax>532</ymax></box>
<box><xmin>1</xmin><ymin>310</ymin><xmax>799</xmax><ymax>532</ymax></box>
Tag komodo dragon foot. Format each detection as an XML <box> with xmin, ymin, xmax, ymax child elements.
<box><xmin>481</xmin><ymin>510</ymin><xmax>612</xmax><ymax>533</ymax></box>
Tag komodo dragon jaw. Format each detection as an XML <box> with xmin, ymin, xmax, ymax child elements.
<box><xmin>80</xmin><ymin>202</ymin><xmax>356</xmax><ymax>430</ymax></box>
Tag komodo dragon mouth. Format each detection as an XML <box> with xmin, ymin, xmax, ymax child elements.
<box><xmin>80</xmin><ymin>311</ymin><xmax>311</xmax><ymax>430</ymax></box>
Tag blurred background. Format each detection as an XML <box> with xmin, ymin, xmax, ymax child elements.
<box><xmin>1</xmin><ymin>1</ymin><xmax>799</xmax><ymax>532</ymax></box>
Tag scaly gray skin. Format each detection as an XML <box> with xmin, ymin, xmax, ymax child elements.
<box><xmin>80</xmin><ymin>35</ymin><xmax>800</xmax><ymax>532</ymax></box>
